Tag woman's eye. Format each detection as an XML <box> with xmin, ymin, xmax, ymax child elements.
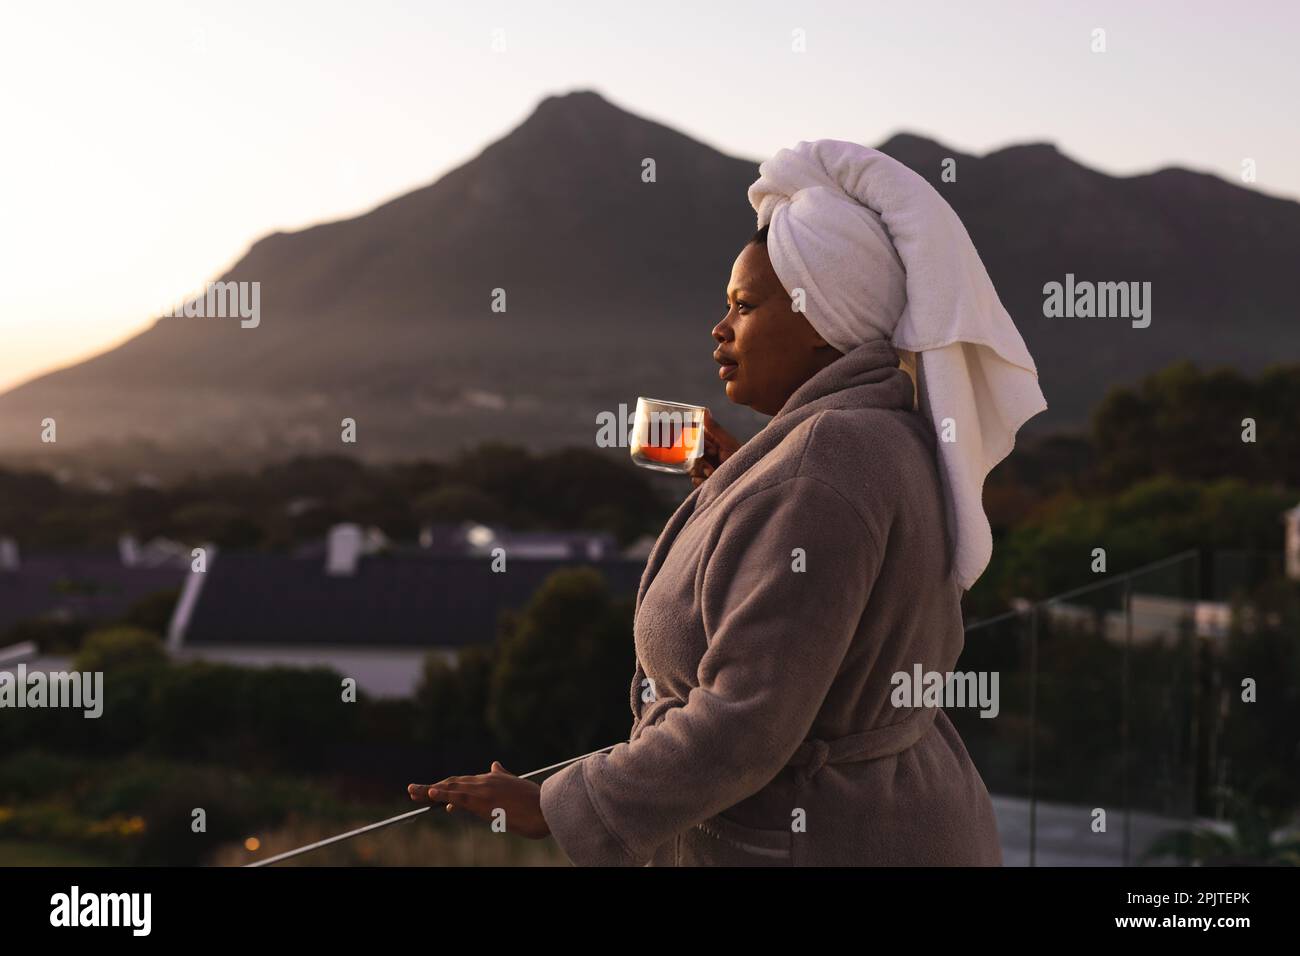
<box><xmin>735</xmin><ymin>300</ymin><xmax>752</xmax><ymax>312</ymax></box>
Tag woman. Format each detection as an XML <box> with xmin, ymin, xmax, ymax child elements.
<box><xmin>408</xmin><ymin>139</ymin><xmax>1047</xmax><ymax>865</ymax></box>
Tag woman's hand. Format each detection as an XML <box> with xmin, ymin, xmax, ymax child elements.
<box><xmin>407</xmin><ymin>761</ymin><xmax>550</xmax><ymax>839</ymax></box>
<box><xmin>688</xmin><ymin>409</ymin><xmax>741</xmax><ymax>488</ymax></box>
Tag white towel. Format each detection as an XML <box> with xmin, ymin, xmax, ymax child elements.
<box><xmin>748</xmin><ymin>139</ymin><xmax>1047</xmax><ymax>591</ymax></box>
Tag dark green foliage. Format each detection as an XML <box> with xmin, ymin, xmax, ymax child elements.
<box><xmin>980</xmin><ymin>477</ymin><xmax>1295</xmax><ymax>605</ymax></box>
<box><xmin>73</xmin><ymin>626</ymin><xmax>167</xmax><ymax>672</ymax></box>
<box><xmin>0</xmin><ymin>444</ymin><xmax>670</xmax><ymax>551</ymax></box>
<box><xmin>117</xmin><ymin>587</ymin><xmax>181</xmax><ymax>635</ymax></box>
<box><xmin>1091</xmin><ymin>362</ymin><xmax>1300</xmax><ymax>491</ymax></box>
<box><xmin>416</xmin><ymin>644</ymin><xmax>497</xmax><ymax>763</ymax></box>
<box><xmin>409</xmin><ymin>567</ymin><xmax>637</xmax><ymax>774</ymax></box>
<box><xmin>1214</xmin><ymin>577</ymin><xmax>1300</xmax><ymax>815</ymax></box>
<box><xmin>487</xmin><ymin>568</ymin><xmax>635</xmax><ymax>766</ymax></box>
<box><xmin>412</xmin><ymin>484</ymin><xmax>504</xmax><ymax>525</ymax></box>
<box><xmin>148</xmin><ymin>663</ymin><xmax>360</xmax><ymax>772</ymax></box>
<box><xmin>0</xmin><ymin>750</ymin><xmax>357</xmax><ymax>866</ymax></box>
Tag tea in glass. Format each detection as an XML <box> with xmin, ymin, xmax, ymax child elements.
<box><xmin>630</xmin><ymin>397</ymin><xmax>706</xmax><ymax>474</ymax></box>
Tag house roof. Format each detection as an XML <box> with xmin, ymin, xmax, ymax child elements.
<box><xmin>181</xmin><ymin>551</ymin><xmax>646</xmax><ymax>649</ymax></box>
<box><xmin>0</xmin><ymin>552</ymin><xmax>185</xmax><ymax>635</ymax></box>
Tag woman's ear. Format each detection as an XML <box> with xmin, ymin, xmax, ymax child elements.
<box><xmin>812</xmin><ymin>334</ymin><xmax>845</xmax><ymax>358</ymax></box>
<box><xmin>798</xmin><ymin>314</ymin><xmax>842</xmax><ymax>359</ymax></box>
<box><xmin>800</xmin><ymin>316</ymin><xmax>831</xmax><ymax>350</ymax></box>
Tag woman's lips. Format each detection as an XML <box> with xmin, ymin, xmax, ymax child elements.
<box><xmin>718</xmin><ymin>361</ymin><xmax>739</xmax><ymax>380</ymax></box>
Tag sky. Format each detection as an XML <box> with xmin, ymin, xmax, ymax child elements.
<box><xmin>0</xmin><ymin>0</ymin><xmax>1295</xmax><ymax>393</ymax></box>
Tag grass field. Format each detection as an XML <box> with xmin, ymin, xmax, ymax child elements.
<box><xmin>0</xmin><ymin>840</ymin><xmax>113</xmax><ymax>867</ymax></box>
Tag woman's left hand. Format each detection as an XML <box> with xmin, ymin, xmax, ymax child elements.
<box><xmin>407</xmin><ymin>761</ymin><xmax>550</xmax><ymax>839</ymax></box>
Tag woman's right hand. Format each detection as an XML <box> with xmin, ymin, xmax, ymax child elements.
<box><xmin>689</xmin><ymin>409</ymin><xmax>741</xmax><ymax>487</ymax></box>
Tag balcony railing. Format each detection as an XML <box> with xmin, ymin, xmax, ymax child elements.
<box><xmin>949</xmin><ymin>549</ymin><xmax>1203</xmax><ymax>866</ymax></box>
<box><xmin>252</xmin><ymin>551</ymin><xmax>1210</xmax><ymax>867</ymax></box>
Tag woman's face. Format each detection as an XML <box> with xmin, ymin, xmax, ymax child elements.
<box><xmin>712</xmin><ymin>240</ymin><xmax>842</xmax><ymax>416</ymax></box>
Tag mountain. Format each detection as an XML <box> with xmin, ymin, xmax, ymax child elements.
<box><xmin>3</xmin><ymin>89</ymin><xmax>1298</xmax><ymax>470</ymax></box>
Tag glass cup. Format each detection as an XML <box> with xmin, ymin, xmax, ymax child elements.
<box><xmin>630</xmin><ymin>397</ymin><xmax>707</xmax><ymax>474</ymax></box>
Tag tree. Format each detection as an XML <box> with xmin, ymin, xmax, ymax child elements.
<box><xmin>73</xmin><ymin>627</ymin><xmax>166</xmax><ymax>672</ymax></box>
<box><xmin>1091</xmin><ymin>361</ymin><xmax>1300</xmax><ymax>490</ymax></box>
<box><xmin>412</xmin><ymin>485</ymin><xmax>503</xmax><ymax>525</ymax></box>
<box><xmin>415</xmin><ymin>644</ymin><xmax>496</xmax><ymax>767</ymax></box>
<box><xmin>487</xmin><ymin>568</ymin><xmax>635</xmax><ymax>767</ymax></box>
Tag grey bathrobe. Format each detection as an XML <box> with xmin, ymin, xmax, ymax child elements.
<box><xmin>539</xmin><ymin>339</ymin><xmax>1003</xmax><ymax>866</ymax></box>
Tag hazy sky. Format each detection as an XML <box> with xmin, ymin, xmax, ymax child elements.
<box><xmin>1</xmin><ymin>0</ymin><xmax>1294</xmax><ymax>392</ymax></box>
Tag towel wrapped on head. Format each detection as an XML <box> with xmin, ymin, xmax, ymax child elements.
<box><xmin>748</xmin><ymin>139</ymin><xmax>1047</xmax><ymax>591</ymax></box>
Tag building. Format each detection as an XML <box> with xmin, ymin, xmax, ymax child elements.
<box><xmin>0</xmin><ymin>534</ymin><xmax>189</xmax><ymax>638</ymax></box>
<box><xmin>1040</xmin><ymin>593</ymin><xmax>1233</xmax><ymax>647</ymax></box>
<box><xmin>167</xmin><ymin>524</ymin><xmax>646</xmax><ymax>697</ymax></box>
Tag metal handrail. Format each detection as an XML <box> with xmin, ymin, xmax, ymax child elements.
<box><xmin>962</xmin><ymin>549</ymin><xmax>1199</xmax><ymax>632</ymax></box>
<box><xmin>251</xmin><ymin>550</ymin><xmax>1201</xmax><ymax>867</ymax></box>
<box><xmin>245</xmin><ymin>745</ymin><xmax>617</xmax><ymax>867</ymax></box>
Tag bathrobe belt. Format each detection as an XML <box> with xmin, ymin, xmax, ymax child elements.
<box><xmin>786</xmin><ymin>706</ymin><xmax>940</xmax><ymax>784</ymax></box>
<box><xmin>633</xmin><ymin>698</ymin><xmax>940</xmax><ymax>783</ymax></box>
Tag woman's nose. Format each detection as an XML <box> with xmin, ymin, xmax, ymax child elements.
<box><xmin>712</xmin><ymin>316</ymin><xmax>731</xmax><ymax>342</ymax></box>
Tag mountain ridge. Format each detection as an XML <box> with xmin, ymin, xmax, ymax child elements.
<box><xmin>4</xmin><ymin>88</ymin><xmax>1297</xmax><ymax>468</ymax></box>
